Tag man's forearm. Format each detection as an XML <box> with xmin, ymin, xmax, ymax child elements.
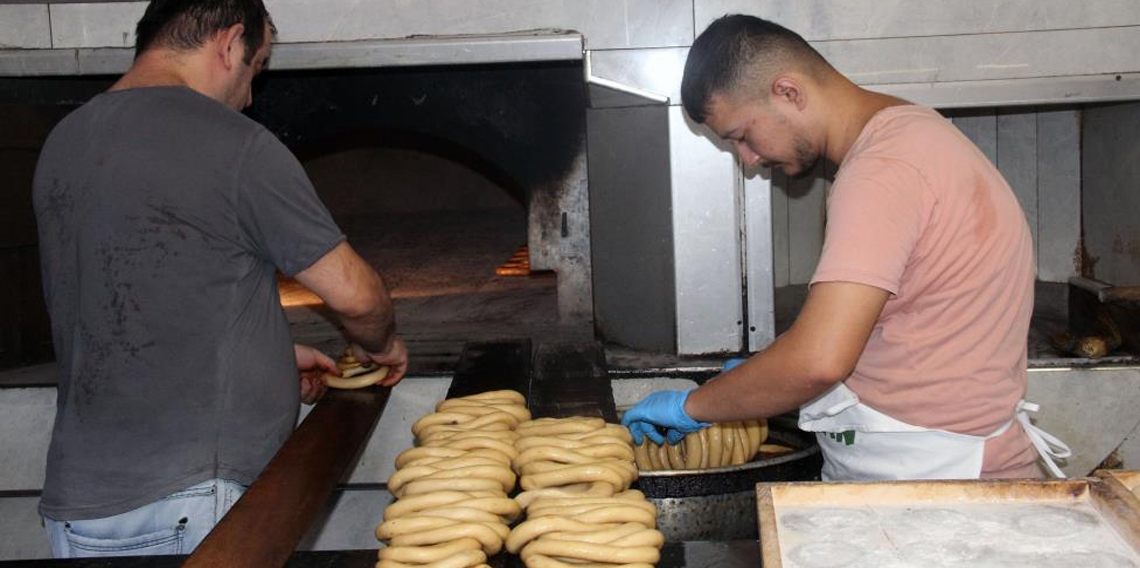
<box><xmin>685</xmin><ymin>333</ymin><xmax>840</xmax><ymax>423</ymax></box>
<box><xmin>340</xmin><ymin>302</ymin><xmax>396</xmax><ymax>354</ymax></box>
<box><xmin>683</xmin><ymin>282</ymin><xmax>888</xmax><ymax>423</ymax></box>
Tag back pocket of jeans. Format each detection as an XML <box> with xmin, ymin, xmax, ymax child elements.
<box><xmin>65</xmin><ymin>523</ymin><xmax>185</xmax><ymax>557</ymax></box>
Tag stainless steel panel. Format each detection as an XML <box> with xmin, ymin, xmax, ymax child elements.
<box><xmin>695</xmin><ymin>0</ymin><xmax>1140</xmax><ymax>41</ymax></box>
<box><xmin>0</xmin><ymin>4</ymin><xmax>50</xmax><ymax>49</ymax></box>
<box><xmin>669</xmin><ymin>106</ymin><xmax>743</xmax><ymax>355</ymax></box>
<box><xmin>266</xmin><ymin>0</ymin><xmax>693</xmax><ymax>50</ymax></box>
<box><xmin>743</xmin><ymin>171</ymin><xmax>779</xmax><ymax>353</ymax></box>
<box><xmin>1026</xmin><ymin>366</ymin><xmax>1140</xmax><ymax>476</ymax></box>
<box><xmin>1035</xmin><ymin>109</ymin><xmax>1081</xmax><ymax>283</ymax></box>
<box><xmin>271</xmin><ymin>33</ymin><xmax>583</xmax><ymax>70</ymax></box>
<box><xmin>743</xmin><ymin>170</ymin><xmax>775</xmax><ymax>351</ymax></box>
<box><xmin>1082</xmin><ymin>101</ymin><xmax>1140</xmax><ymax>286</ymax></box>
<box><xmin>770</xmin><ymin>174</ymin><xmax>790</xmax><ymax>288</ymax></box>
<box><xmin>997</xmin><ymin>111</ymin><xmax>1039</xmax><ymax>259</ymax></box>
<box><xmin>48</xmin><ymin>2</ymin><xmax>146</xmax><ymax>48</ymax></box>
<box><xmin>554</xmin><ymin>150</ymin><xmax>595</xmax><ymax>324</ymax></box>
<box><xmin>587</xmin><ymin>104</ymin><xmax>676</xmax><ymax>352</ymax></box>
<box><xmin>586</xmin><ymin>48</ymin><xmax>689</xmax><ymax>103</ymax></box>
<box><xmin>951</xmin><ymin>112</ymin><xmax>998</xmax><ymax>164</ymax></box>
<box><xmin>782</xmin><ymin>168</ymin><xmax>828</xmax><ymax>286</ymax></box>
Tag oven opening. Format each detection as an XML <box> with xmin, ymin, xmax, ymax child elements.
<box><xmin>278</xmin><ymin>134</ymin><xmax>557</xmax><ymax>345</ymax></box>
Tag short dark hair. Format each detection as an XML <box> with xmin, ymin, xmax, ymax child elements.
<box><xmin>681</xmin><ymin>15</ymin><xmax>829</xmax><ymax>123</ymax></box>
<box><xmin>135</xmin><ymin>0</ymin><xmax>274</xmax><ymax>65</ymax></box>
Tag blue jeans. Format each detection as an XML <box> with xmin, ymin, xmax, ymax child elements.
<box><xmin>44</xmin><ymin>478</ymin><xmax>246</xmax><ymax>558</ymax></box>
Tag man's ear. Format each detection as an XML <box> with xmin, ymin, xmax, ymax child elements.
<box><xmin>771</xmin><ymin>76</ymin><xmax>806</xmax><ymax>111</ymax></box>
<box><xmin>218</xmin><ymin>23</ymin><xmax>246</xmax><ymax>70</ymax></box>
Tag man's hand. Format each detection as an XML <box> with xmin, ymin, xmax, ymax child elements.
<box><xmin>351</xmin><ymin>337</ymin><xmax>409</xmax><ymax>387</ymax></box>
<box><xmin>294</xmin><ymin>344</ymin><xmax>337</xmax><ymax>404</ymax></box>
<box><xmin>621</xmin><ymin>389</ymin><xmax>710</xmax><ymax>446</ymax></box>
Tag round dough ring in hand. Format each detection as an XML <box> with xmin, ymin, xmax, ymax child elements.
<box><xmin>322</xmin><ymin>364</ymin><xmax>390</xmax><ymax>389</ymax></box>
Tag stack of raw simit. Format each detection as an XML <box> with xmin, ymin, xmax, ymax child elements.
<box><xmin>633</xmin><ymin>419</ymin><xmax>791</xmax><ymax>471</ymax></box>
<box><xmin>507</xmin><ymin>417</ymin><xmax>665</xmax><ymax>568</ymax></box>
<box><xmin>376</xmin><ymin>390</ymin><xmax>530</xmax><ymax>568</ymax></box>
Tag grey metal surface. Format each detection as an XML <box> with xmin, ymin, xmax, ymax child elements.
<box><xmin>0</xmin><ymin>388</ymin><xmax>53</xmax><ymax>491</ymax></box>
<box><xmin>743</xmin><ymin>170</ymin><xmax>776</xmax><ymax>351</ymax></box>
<box><xmin>272</xmin><ymin>33</ymin><xmax>584</xmax><ymax>70</ymax></box>
<box><xmin>669</xmin><ymin>107</ymin><xmax>743</xmax><ymax>355</ymax></box>
<box><xmin>997</xmin><ymin>111</ymin><xmax>1039</xmax><ymax>254</ymax></box>
<box><xmin>1026</xmin><ymin>366</ymin><xmax>1140</xmax><ymax>476</ymax></box>
<box><xmin>638</xmin><ymin>428</ymin><xmax>821</xmax><ymax>540</ymax></box>
<box><xmin>651</xmin><ymin>492</ymin><xmax>757</xmax><ymax>541</ymax></box>
<box><xmin>1034</xmin><ymin>109</ymin><xmax>1082</xmax><ymax>283</ymax></box>
<box><xmin>0</xmin><ymin>496</ymin><xmax>48</xmax><ymax>560</ymax></box>
<box><xmin>587</xmin><ymin>48</ymin><xmax>688</xmax><ymax>103</ymax></box>
<box><xmin>952</xmin><ymin>113</ymin><xmax>998</xmax><ymax>163</ymax></box>
<box><xmin>781</xmin><ymin>166</ymin><xmax>829</xmax><ymax>288</ymax></box>
<box><xmin>554</xmin><ymin>150</ymin><xmax>595</xmax><ymax>324</ymax></box>
<box><xmin>587</xmin><ymin>104</ymin><xmax>677</xmax><ymax>352</ymax></box>
<box><xmin>1081</xmin><ymin>101</ymin><xmax>1140</xmax><ymax>286</ymax></box>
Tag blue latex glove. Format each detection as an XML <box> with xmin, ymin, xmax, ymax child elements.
<box><xmin>621</xmin><ymin>389</ymin><xmax>710</xmax><ymax>446</ymax></box>
<box><xmin>723</xmin><ymin>357</ymin><xmax>748</xmax><ymax>371</ymax></box>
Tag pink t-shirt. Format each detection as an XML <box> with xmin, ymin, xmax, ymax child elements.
<box><xmin>811</xmin><ymin>105</ymin><xmax>1039</xmax><ymax>477</ymax></box>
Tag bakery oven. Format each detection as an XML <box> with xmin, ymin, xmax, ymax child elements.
<box><xmin>244</xmin><ymin>62</ymin><xmax>593</xmax><ymax>351</ymax></box>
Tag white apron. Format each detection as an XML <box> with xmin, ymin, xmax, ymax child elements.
<box><xmin>798</xmin><ymin>382</ymin><xmax>1072</xmax><ymax>480</ymax></box>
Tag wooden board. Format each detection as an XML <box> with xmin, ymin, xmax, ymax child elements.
<box><xmin>1097</xmin><ymin>469</ymin><xmax>1140</xmax><ymax>512</ymax></box>
<box><xmin>757</xmin><ymin>479</ymin><xmax>1140</xmax><ymax>568</ymax></box>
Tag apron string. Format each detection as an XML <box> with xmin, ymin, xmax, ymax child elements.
<box><xmin>1016</xmin><ymin>401</ymin><xmax>1072</xmax><ymax>478</ymax></box>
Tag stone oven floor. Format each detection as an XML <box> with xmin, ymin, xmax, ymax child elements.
<box><xmin>282</xmin><ymin>208</ymin><xmax>564</xmax><ymax>374</ymax></box>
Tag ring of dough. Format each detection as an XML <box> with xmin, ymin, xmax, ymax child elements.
<box><xmin>322</xmin><ymin>364</ymin><xmax>390</xmax><ymax>389</ymax></box>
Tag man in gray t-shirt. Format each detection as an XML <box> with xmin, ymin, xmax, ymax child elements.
<box><xmin>33</xmin><ymin>0</ymin><xmax>408</xmax><ymax>557</ymax></box>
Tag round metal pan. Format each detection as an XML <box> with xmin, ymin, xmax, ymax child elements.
<box><xmin>633</xmin><ymin>417</ymin><xmax>822</xmax><ymax>540</ymax></box>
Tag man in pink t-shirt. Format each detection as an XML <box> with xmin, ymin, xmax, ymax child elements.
<box><xmin>622</xmin><ymin>15</ymin><xmax>1069</xmax><ymax>479</ymax></box>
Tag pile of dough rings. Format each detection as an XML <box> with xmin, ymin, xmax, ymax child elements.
<box><xmin>632</xmin><ymin>419</ymin><xmax>794</xmax><ymax>472</ymax></box>
<box><xmin>376</xmin><ymin>390</ymin><xmax>529</xmax><ymax>568</ymax></box>
<box><xmin>378</xmin><ymin>391</ymin><xmax>665</xmax><ymax>568</ymax></box>
<box><xmin>508</xmin><ymin>417</ymin><xmax>664</xmax><ymax>568</ymax></box>
<box><xmin>322</xmin><ymin>347</ymin><xmax>390</xmax><ymax>389</ymax></box>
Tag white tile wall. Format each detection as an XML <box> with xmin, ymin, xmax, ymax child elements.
<box><xmin>0</xmin><ymin>4</ymin><xmax>51</xmax><ymax>49</ymax></box>
<box><xmin>264</xmin><ymin>0</ymin><xmax>694</xmax><ymax>50</ymax></box>
<box><xmin>695</xmin><ymin>0</ymin><xmax>1140</xmax><ymax>41</ymax></box>
<box><xmin>49</xmin><ymin>2</ymin><xmax>148</xmax><ymax>49</ymax></box>
<box><xmin>818</xmin><ymin>27</ymin><xmax>1140</xmax><ymax>86</ymax></box>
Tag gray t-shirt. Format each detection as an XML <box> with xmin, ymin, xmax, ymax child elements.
<box><xmin>33</xmin><ymin>86</ymin><xmax>345</xmax><ymax>520</ymax></box>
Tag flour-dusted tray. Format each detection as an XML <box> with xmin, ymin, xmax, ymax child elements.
<box><xmin>756</xmin><ymin>479</ymin><xmax>1140</xmax><ymax>568</ymax></box>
